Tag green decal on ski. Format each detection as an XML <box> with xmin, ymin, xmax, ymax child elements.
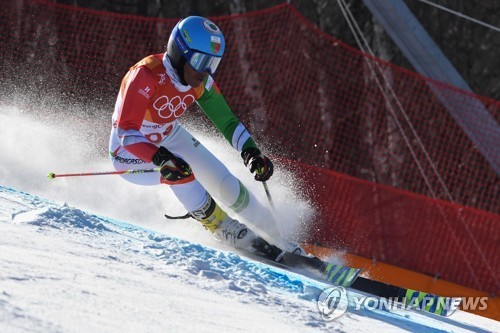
<box><xmin>323</xmin><ymin>264</ymin><xmax>361</xmax><ymax>287</ymax></box>
<box><xmin>404</xmin><ymin>289</ymin><xmax>458</xmax><ymax>316</ymax></box>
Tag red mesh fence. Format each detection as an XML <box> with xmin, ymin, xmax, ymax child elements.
<box><xmin>1</xmin><ymin>0</ymin><xmax>498</xmax><ymax>293</ymax></box>
<box><xmin>293</xmin><ymin>163</ymin><xmax>499</xmax><ymax>294</ymax></box>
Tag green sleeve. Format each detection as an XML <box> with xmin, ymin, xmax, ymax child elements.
<box><xmin>196</xmin><ymin>77</ymin><xmax>256</xmax><ymax>152</ymax></box>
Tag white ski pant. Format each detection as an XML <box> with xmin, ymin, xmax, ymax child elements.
<box><xmin>112</xmin><ymin>124</ymin><xmax>281</xmax><ymax>241</ymax></box>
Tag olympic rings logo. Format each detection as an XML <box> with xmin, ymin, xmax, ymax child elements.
<box><xmin>153</xmin><ymin>94</ymin><xmax>195</xmax><ymax>119</ymax></box>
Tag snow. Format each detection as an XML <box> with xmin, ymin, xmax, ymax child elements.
<box><xmin>1</xmin><ymin>187</ymin><xmax>498</xmax><ymax>333</ymax></box>
<box><xmin>1</xmin><ymin>105</ymin><xmax>498</xmax><ymax>332</ymax></box>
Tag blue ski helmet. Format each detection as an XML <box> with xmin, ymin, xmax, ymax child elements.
<box><xmin>167</xmin><ymin>16</ymin><xmax>225</xmax><ymax>75</ymax></box>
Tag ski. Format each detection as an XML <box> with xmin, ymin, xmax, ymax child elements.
<box><xmin>242</xmin><ymin>246</ymin><xmax>362</xmax><ymax>288</ymax></box>
<box><xmin>351</xmin><ymin>277</ymin><xmax>463</xmax><ymax>316</ymax></box>
<box><xmin>247</xmin><ymin>250</ymin><xmax>460</xmax><ymax>316</ymax></box>
<box><xmin>242</xmin><ymin>238</ymin><xmax>459</xmax><ymax>316</ymax></box>
<box><xmin>279</xmin><ymin>251</ymin><xmax>362</xmax><ymax>287</ymax></box>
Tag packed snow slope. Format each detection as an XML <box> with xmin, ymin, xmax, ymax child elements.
<box><xmin>1</xmin><ymin>105</ymin><xmax>498</xmax><ymax>332</ymax></box>
<box><xmin>1</xmin><ymin>186</ymin><xmax>499</xmax><ymax>332</ymax></box>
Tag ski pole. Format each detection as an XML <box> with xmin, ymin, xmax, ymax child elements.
<box><xmin>262</xmin><ymin>181</ymin><xmax>274</xmax><ymax>208</ymax></box>
<box><xmin>47</xmin><ymin>167</ymin><xmax>161</xmax><ymax>179</ymax></box>
<box><xmin>256</xmin><ymin>163</ymin><xmax>275</xmax><ymax>209</ymax></box>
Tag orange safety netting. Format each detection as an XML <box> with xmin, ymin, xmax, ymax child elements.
<box><xmin>1</xmin><ymin>0</ymin><xmax>498</xmax><ymax>293</ymax></box>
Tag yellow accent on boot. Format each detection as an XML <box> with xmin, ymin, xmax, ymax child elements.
<box><xmin>197</xmin><ymin>203</ymin><xmax>228</xmax><ymax>233</ymax></box>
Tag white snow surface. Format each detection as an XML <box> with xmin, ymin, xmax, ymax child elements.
<box><xmin>0</xmin><ymin>105</ymin><xmax>498</xmax><ymax>332</ymax></box>
<box><xmin>1</xmin><ymin>186</ymin><xmax>498</xmax><ymax>333</ymax></box>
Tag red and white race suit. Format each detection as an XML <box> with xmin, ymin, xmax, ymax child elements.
<box><xmin>109</xmin><ymin>53</ymin><xmax>280</xmax><ymax>242</ymax></box>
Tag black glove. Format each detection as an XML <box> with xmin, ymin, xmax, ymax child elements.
<box><xmin>241</xmin><ymin>147</ymin><xmax>274</xmax><ymax>182</ymax></box>
<box><xmin>152</xmin><ymin>146</ymin><xmax>193</xmax><ymax>182</ymax></box>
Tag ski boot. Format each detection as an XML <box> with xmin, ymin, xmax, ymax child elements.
<box><xmin>190</xmin><ymin>195</ymin><xmax>277</xmax><ymax>256</ymax></box>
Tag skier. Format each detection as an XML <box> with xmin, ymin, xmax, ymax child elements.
<box><xmin>109</xmin><ymin>16</ymin><xmax>306</xmax><ymax>258</ymax></box>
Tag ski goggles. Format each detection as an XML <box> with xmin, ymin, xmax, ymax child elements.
<box><xmin>188</xmin><ymin>52</ymin><xmax>222</xmax><ymax>74</ymax></box>
<box><xmin>173</xmin><ymin>29</ymin><xmax>223</xmax><ymax>74</ymax></box>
